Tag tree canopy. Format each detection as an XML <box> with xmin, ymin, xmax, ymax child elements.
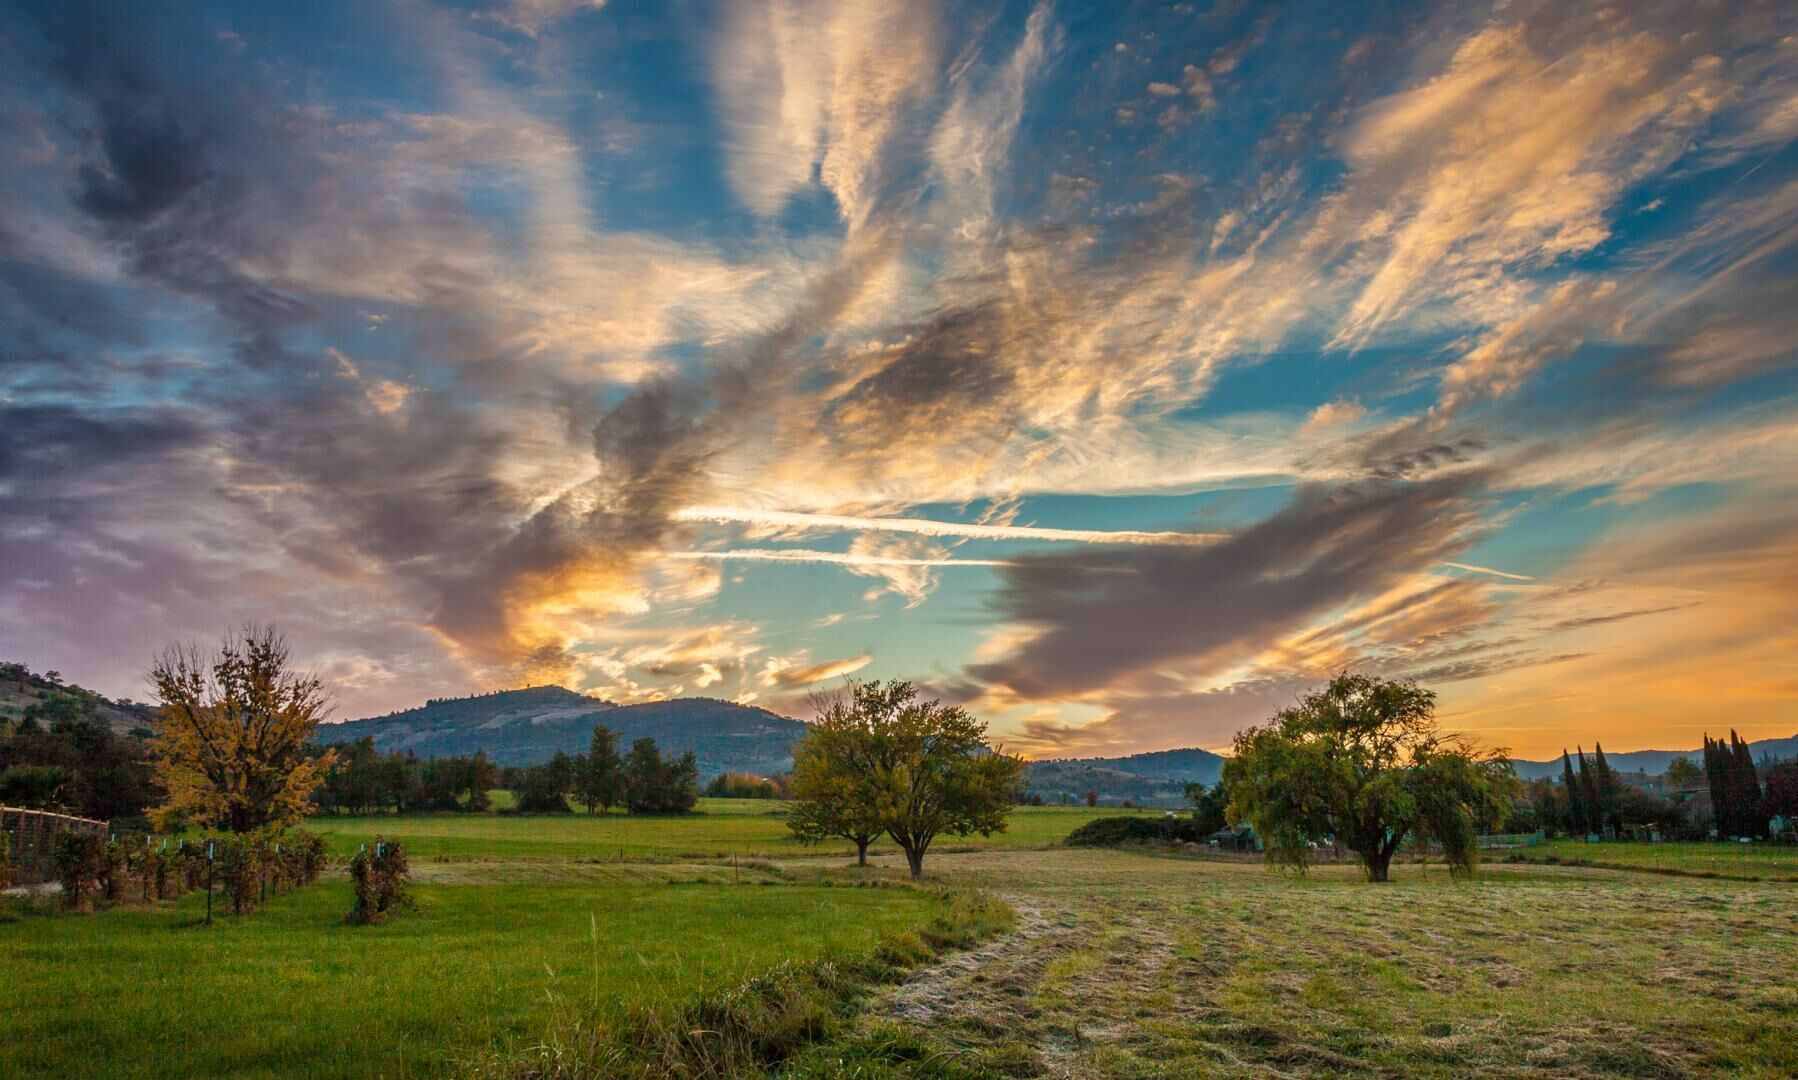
<box><xmin>787</xmin><ymin>680</ymin><xmax>1022</xmax><ymax>879</ymax></box>
<box><xmin>1223</xmin><ymin>673</ymin><xmax>1515</xmax><ymax>882</ymax></box>
<box><xmin>147</xmin><ymin>625</ymin><xmax>334</xmax><ymax>833</ymax></box>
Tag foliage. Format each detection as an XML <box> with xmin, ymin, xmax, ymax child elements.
<box><xmin>705</xmin><ymin>772</ymin><xmax>780</xmax><ymax>799</ymax></box>
<box><xmin>787</xmin><ymin>684</ymin><xmax>893</xmax><ymax>866</ymax></box>
<box><xmin>0</xmin><ymin>763</ymin><xmax>80</xmax><ymax>810</ymax></box>
<box><xmin>622</xmin><ymin>738</ymin><xmax>700</xmax><ymax>814</ymax></box>
<box><xmin>1664</xmin><ymin>755</ymin><xmax>1703</xmax><ymax>790</ymax></box>
<box><xmin>789</xmin><ymin>680</ymin><xmax>1023</xmax><ymax>880</ymax></box>
<box><xmin>1703</xmin><ymin>731</ymin><xmax>1764</xmax><ymax>838</ymax></box>
<box><xmin>1065</xmin><ymin>815</ymin><xmax>1205</xmax><ymax>847</ymax></box>
<box><xmin>1765</xmin><ymin>759</ymin><xmax>1798</xmax><ymax>822</ymax></box>
<box><xmin>573</xmin><ymin>725</ymin><xmax>624</xmax><ymax>813</ymax></box>
<box><xmin>149</xmin><ymin>625</ymin><xmax>336</xmax><ymax>832</ymax></box>
<box><xmin>1224</xmin><ymin>673</ymin><xmax>1515</xmax><ymax>882</ymax></box>
<box><xmin>514</xmin><ymin>751</ymin><xmax>576</xmax><ymax>813</ymax></box>
<box><xmin>1185</xmin><ymin>781</ymin><xmax>1230</xmax><ymax>835</ymax></box>
<box><xmin>346</xmin><ymin>837</ymin><xmax>412</xmax><ymax>924</ymax></box>
<box><xmin>53</xmin><ymin>829</ymin><xmax>107</xmax><ymax>909</ymax></box>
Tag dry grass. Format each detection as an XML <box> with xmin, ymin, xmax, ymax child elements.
<box><xmin>786</xmin><ymin>849</ymin><xmax>1798</xmax><ymax>1078</ymax></box>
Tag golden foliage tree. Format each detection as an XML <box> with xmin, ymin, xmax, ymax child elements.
<box><xmin>148</xmin><ymin>625</ymin><xmax>335</xmax><ymax>833</ymax></box>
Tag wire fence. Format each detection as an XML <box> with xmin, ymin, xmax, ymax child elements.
<box><xmin>1</xmin><ymin>806</ymin><xmax>109</xmax><ymax>886</ymax></box>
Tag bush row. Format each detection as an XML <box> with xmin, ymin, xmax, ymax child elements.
<box><xmin>51</xmin><ymin>829</ymin><xmax>328</xmax><ymax>914</ymax></box>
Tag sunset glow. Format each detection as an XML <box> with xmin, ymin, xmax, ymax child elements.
<box><xmin>3</xmin><ymin>0</ymin><xmax>1795</xmax><ymax>759</ymax></box>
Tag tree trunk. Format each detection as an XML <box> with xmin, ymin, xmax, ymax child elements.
<box><xmin>1364</xmin><ymin>848</ymin><xmax>1392</xmax><ymax>882</ymax></box>
<box><xmin>902</xmin><ymin>844</ymin><xmax>925</xmax><ymax>880</ymax></box>
<box><xmin>855</xmin><ymin>837</ymin><xmax>869</xmax><ymax>866</ymax></box>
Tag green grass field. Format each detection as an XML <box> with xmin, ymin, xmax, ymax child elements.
<box><xmin>0</xmin><ymin>872</ymin><xmax>936</xmax><ymax>1080</ymax></box>
<box><xmin>10</xmin><ymin>807</ymin><xmax>1798</xmax><ymax>1079</ymax></box>
<box><xmin>310</xmin><ymin>800</ymin><xmax>1135</xmax><ymax>862</ymax></box>
<box><xmin>1510</xmin><ymin>839</ymin><xmax>1798</xmax><ymax>880</ymax></box>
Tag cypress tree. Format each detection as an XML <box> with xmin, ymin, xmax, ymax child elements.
<box><xmin>1562</xmin><ymin>751</ymin><xmax>1587</xmax><ymax>836</ymax></box>
<box><xmin>1592</xmin><ymin>742</ymin><xmax>1620</xmax><ymax>834</ymax></box>
<box><xmin>1577</xmin><ymin>748</ymin><xmax>1601</xmax><ymax>837</ymax></box>
<box><xmin>1729</xmin><ymin>731</ymin><xmax>1762</xmax><ymax>838</ymax></box>
<box><xmin>1703</xmin><ymin>734</ymin><xmax>1730</xmax><ymax>837</ymax></box>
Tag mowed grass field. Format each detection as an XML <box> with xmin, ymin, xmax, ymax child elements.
<box><xmin>791</xmin><ymin>849</ymin><xmax>1798</xmax><ymax>1078</ymax></box>
<box><xmin>0</xmin><ymin>869</ymin><xmax>937</xmax><ymax>1080</ymax></box>
<box><xmin>311</xmin><ymin>799</ymin><xmax>1135</xmax><ymax>862</ymax></box>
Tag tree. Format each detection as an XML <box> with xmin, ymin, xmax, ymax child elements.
<box><xmin>573</xmin><ymin>724</ymin><xmax>624</xmax><ymax>813</ymax></box>
<box><xmin>1561</xmin><ymin>751</ymin><xmax>1587</xmax><ymax>836</ymax></box>
<box><xmin>1764</xmin><ymin>759</ymin><xmax>1798</xmax><ymax>821</ymax></box>
<box><xmin>622</xmin><ymin>738</ymin><xmax>698</xmax><ymax>814</ymax></box>
<box><xmin>791</xmin><ymin>680</ymin><xmax>1021</xmax><ymax>880</ymax></box>
<box><xmin>1224</xmin><ymin>673</ymin><xmax>1515</xmax><ymax>883</ymax></box>
<box><xmin>515</xmin><ymin>752</ymin><xmax>575</xmax><ymax>813</ymax></box>
<box><xmin>1185</xmin><ymin>781</ymin><xmax>1230</xmax><ymax>836</ymax></box>
<box><xmin>787</xmin><ymin>682</ymin><xmax>897</xmax><ymax>866</ymax></box>
<box><xmin>148</xmin><ymin>625</ymin><xmax>335</xmax><ymax>833</ymax></box>
<box><xmin>1665</xmin><ymin>756</ymin><xmax>1703</xmax><ymax>790</ymax></box>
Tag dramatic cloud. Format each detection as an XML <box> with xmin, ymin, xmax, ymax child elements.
<box><xmin>1</xmin><ymin>0</ymin><xmax>1792</xmax><ymax>755</ymax></box>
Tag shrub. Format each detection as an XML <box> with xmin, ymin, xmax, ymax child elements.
<box><xmin>1065</xmin><ymin>815</ymin><xmax>1203</xmax><ymax>848</ymax></box>
<box><xmin>212</xmin><ymin>834</ymin><xmax>266</xmax><ymax>915</ymax></box>
<box><xmin>347</xmin><ymin>838</ymin><xmax>411</xmax><ymax>924</ymax></box>
<box><xmin>98</xmin><ymin>837</ymin><xmax>129</xmax><ymax>903</ymax></box>
<box><xmin>53</xmin><ymin>830</ymin><xmax>106</xmax><ymax>910</ymax></box>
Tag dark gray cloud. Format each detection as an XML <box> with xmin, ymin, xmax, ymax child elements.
<box><xmin>969</xmin><ymin>472</ymin><xmax>1493</xmax><ymax>699</ymax></box>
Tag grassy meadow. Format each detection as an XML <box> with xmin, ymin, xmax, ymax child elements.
<box><xmin>1511</xmin><ymin>839</ymin><xmax>1798</xmax><ymax>881</ymax></box>
<box><xmin>310</xmin><ymin>799</ymin><xmax>1134</xmax><ymax>862</ymax></box>
<box><xmin>0</xmin><ymin>869</ymin><xmax>937</xmax><ymax>1080</ymax></box>
<box><xmin>9</xmin><ymin>800</ymin><xmax>1798</xmax><ymax>1079</ymax></box>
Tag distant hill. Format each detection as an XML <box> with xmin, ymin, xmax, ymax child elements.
<box><xmin>1022</xmin><ymin>747</ymin><xmax>1225</xmax><ymax>808</ymax></box>
<box><xmin>316</xmin><ymin>686</ymin><xmax>808</xmax><ymax>777</ymax></box>
<box><xmin>1512</xmin><ymin>735</ymin><xmax>1798</xmax><ymax>781</ymax></box>
<box><xmin>0</xmin><ymin>662</ymin><xmax>156</xmax><ymax>736</ymax></box>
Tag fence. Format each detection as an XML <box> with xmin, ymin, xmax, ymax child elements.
<box><xmin>1476</xmin><ymin>830</ymin><xmax>1545</xmax><ymax>849</ymax></box>
<box><xmin>1</xmin><ymin>806</ymin><xmax>109</xmax><ymax>886</ymax></box>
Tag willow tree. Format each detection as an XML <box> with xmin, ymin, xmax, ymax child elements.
<box><xmin>1224</xmin><ymin>673</ymin><xmax>1515</xmax><ymax>882</ymax></box>
<box><xmin>148</xmin><ymin>625</ymin><xmax>335</xmax><ymax>833</ymax></box>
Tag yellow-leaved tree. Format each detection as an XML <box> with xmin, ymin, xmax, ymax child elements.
<box><xmin>148</xmin><ymin>625</ymin><xmax>335</xmax><ymax>833</ymax></box>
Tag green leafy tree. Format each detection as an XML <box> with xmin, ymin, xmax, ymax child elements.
<box><xmin>1185</xmin><ymin>781</ymin><xmax>1230</xmax><ymax>836</ymax></box>
<box><xmin>1664</xmin><ymin>756</ymin><xmax>1703</xmax><ymax>790</ymax></box>
<box><xmin>573</xmin><ymin>724</ymin><xmax>624</xmax><ymax>813</ymax></box>
<box><xmin>1224</xmin><ymin>673</ymin><xmax>1516</xmax><ymax>882</ymax></box>
<box><xmin>786</xmin><ymin>683</ymin><xmax>899</xmax><ymax>866</ymax></box>
<box><xmin>622</xmin><ymin>738</ymin><xmax>698</xmax><ymax>814</ymax></box>
<box><xmin>791</xmin><ymin>680</ymin><xmax>1022</xmax><ymax>880</ymax></box>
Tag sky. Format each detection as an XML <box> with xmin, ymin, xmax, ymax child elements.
<box><xmin>1</xmin><ymin>0</ymin><xmax>1795</xmax><ymax>760</ymax></box>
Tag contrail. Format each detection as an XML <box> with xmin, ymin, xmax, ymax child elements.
<box><xmin>666</xmin><ymin>549</ymin><xmax>1016</xmax><ymax>568</ymax></box>
<box><xmin>1440</xmin><ymin>561</ymin><xmax>1534</xmax><ymax>581</ymax></box>
<box><xmin>674</xmin><ymin>506</ymin><xmax>1226</xmax><ymax>545</ymax></box>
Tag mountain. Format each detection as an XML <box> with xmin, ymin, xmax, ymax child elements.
<box><xmin>1022</xmin><ymin>747</ymin><xmax>1225</xmax><ymax>808</ymax></box>
<box><xmin>317</xmin><ymin>687</ymin><xmax>808</xmax><ymax>777</ymax></box>
<box><xmin>1511</xmin><ymin>734</ymin><xmax>1798</xmax><ymax>781</ymax></box>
